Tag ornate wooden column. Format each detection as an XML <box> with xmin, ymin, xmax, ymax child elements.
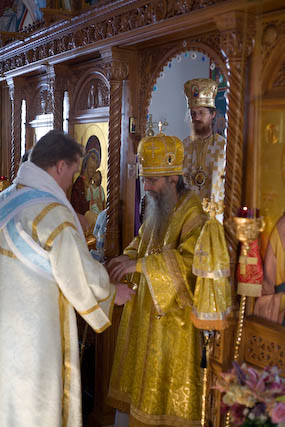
<box><xmin>205</xmin><ymin>14</ymin><xmax>256</xmax><ymax>427</ymax></box>
<box><xmin>54</xmin><ymin>65</ymin><xmax>66</xmax><ymax>131</ymax></box>
<box><xmin>215</xmin><ymin>11</ymin><xmax>255</xmax><ymax>264</ymax></box>
<box><xmin>104</xmin><ymin>53</ymin><xmax>129</xmax><ymax>257</ymax></box>
<box><xmin>88</xmin><ymin>50</ymin><xmax>129</xmax><ymax>427</ymax></box>
<box><xmin>6</xmin><ymin>77</ymin><xmax>22</xmax><ymax>179</ymax></box>
<box><xmin>54</xmin><ymin>82</ymin><xmax>63</xmax><ymax>131</ymax></box>
<box><xmin>44</xmin><ymin>64</ymin><xmax>58</xmax><ymax>131</ymax></box>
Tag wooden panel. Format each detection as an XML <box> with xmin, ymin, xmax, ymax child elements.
<box><xmin>88</xmin><ymin>306</ymin><xmax>123</xmax><ymax>427</ymax></box>
<box><xmin>240</xmin><ymin>315</ymin><xmax>285</xmax><ymax>376</ymax></box>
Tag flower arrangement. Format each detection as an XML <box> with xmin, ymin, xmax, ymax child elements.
<box><xmin>215</xmin><ymin>362</ymin><xmax>285</xmax><ymax>426</ymax></box>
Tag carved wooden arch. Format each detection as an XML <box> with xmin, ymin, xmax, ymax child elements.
<box><xmin>139</xmin><ymin>38</ymin><xmax>227</xmax><ymax>134</ymax></box>
<box><xmin>70</xmin><ymin>70</ymin><xmax>110</xmax><ymax>116</ymax></box>
<box><xmin>24</xmin><ymin>81</ymin><xmax>53</xmax><ymax>123</ymax></box>
<box><xmin>261</xmin><ymin>32</ymin><xmax>285</xmax><ymax>95</ymax></box>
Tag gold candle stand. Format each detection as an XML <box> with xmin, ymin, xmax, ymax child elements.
<box><xmin>225</xmin><ymin>215</ymin><xmax>264</xmax><ymax>426</ymax></box>
<box><xmin>200</xmin><ymin>198</ymin><xmax>223</xmax><ymax>427</ymax></box>
<box><xmin>201</xmin><ymin>330</ymin><xmax>213</xmax><ymax>427</ymax></box>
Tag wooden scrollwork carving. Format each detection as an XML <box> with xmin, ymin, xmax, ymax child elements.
<box><xmin>216</xmin><ymin>12</ymin><xmax>255</xmax><ymax>271</ymax></box>
<box><xmin>104</xmin><ymin>59</ymin><xmax>129</xmax><ymax>257</ymax></box>
<box><xmin>7</xmin><ymin>78</ymin><xmax>22</xmax><ymax>180</ymax></box>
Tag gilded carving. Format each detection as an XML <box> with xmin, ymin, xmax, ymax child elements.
<box><xmin>32</xmin><ymin>48</ymin><xmax>37</xmax><ymax>63</ymax></box>
<box><xmin>216</xmin><ymin>12</ymin><xmax>255</xmax><ymax>60</ymax></box>
<box><xmin>104</xmin><ymin>60</ymin><xmax>129</xmax><ymax>82</ymax></box>
<box><xmin>261</xmin><ymin>20</ymin><xmax>285</xmax><ymax>63</ymax></box>
<box><xmin>273</xmin><ymin>61</ymin><xmax>285</xmax><ymax>88</ymax></box>
<box><xmin>0</xmin><ymin>0</ymin><xmax>229</xmax><ymax>74</ymax></box>
<box><xmin>57</xmin><ymin>36</ymin><xmax>66</xmax><ymax>53</ymax></box>
<box><xmin>76</xmin><ymin>79</ymin><xmax>109</xmax><ymax>110</ymax></box>
<box><xmin>39</xmin><ymin>89</ymin><xmax>53</xmax><ymax>115</ymax></box>
<box><xmin>15</xmin><ymin>56</ymin><xmax>23</xmax><ymax>68</ymax></box>
<box><xmin>23</xmin><ymin>52</ymin><xmax>29</xmax><ymax>66</ymax></box>
<box><xmin>220</xmin><ymin>29</ymin><xmax>255</xmax><ymax>60</ymax></box>
<box><xmin>245</xmin><ymin>334</ymin><xmax>284</xmax><ymax>373</ymax></box>
<box><xmin>48</xmin><ymin>41</ymin><xmax>55</xmax><ymax>56</ymax></box>
<box><xmin>212</xmin><ymin>331</ymin><xmax>221</xmax><ymax>360</ymax></box>
<box><xmin>262</xmin><ymin>24</ymin><xmax>278</xmax><ymax>47</ymax></box>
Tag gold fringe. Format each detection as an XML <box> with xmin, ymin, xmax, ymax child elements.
<box><xmin>190</xmin><ymin>311</ymin><xmax>229</xmax><ymax>330</ymax></box>
<box><xmin>237</xmin><ymin>281</ymin><xmax>262</xmax><ymax>297</ymax></box>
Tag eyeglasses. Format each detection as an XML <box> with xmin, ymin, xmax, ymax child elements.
<box><xmin>141</xmin><ymin>177</ymin><xmax>163</xmax><ymax>185</ymax></box>
<box><xmin>190</xmin><ymin>109</ymin><xmax>212</xmax><ymax>119</ymax></box>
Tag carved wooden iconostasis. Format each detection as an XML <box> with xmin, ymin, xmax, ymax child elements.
<box><xmin>1</xmin><ymin>1</ymin><xmax>285</xmax><ymax>426</ymax></box>
<box><xmin>242</xmin><ymin>11</ymin><xmax>285</xmax><ymax>383</ymax></box>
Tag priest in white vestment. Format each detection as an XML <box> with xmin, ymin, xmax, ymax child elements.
<box><xmin>0</xmin><ymin>130</ymin><xmax>132</xmax><ymax>427</ymax></box>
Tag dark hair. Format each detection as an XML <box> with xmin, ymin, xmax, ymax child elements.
<box><xmin>208</xmin><ymin>107</ymin><xmax>216</xmax><ymax>115</ymax></box>
<box><xmin>165</xmin><ymin>175</ymin><xmax>185</xmax><ymax>195</ymax></box>
<box><xmin>30</xmin><ymin>130</ymin><xmax>83</xmax><ymax>170</ymax></box>
<box><xmin>176</xmin><ymin>175</ymin><xmax>185</xmax><ymax>195</ymax></box>
<box><xmin>21</xmin><ymin>149</ymin><xmax>31</xmax><ymax>163</ymax></box>
<box><xmin>207</xmin><ymin>107</ymin><xmax>218</xmax><ymax>134</ymax></box>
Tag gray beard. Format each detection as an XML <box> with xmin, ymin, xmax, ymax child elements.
<box><xmin>144</xmin><ymin>184</ymin><xmax>177</xmax><ymax>245</ymax></box>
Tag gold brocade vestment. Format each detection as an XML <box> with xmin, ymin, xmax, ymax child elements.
<box><xmin>183</xmin><ymin>133</ymin><xmax>226</xmax><ymax>202</ymax></box>
<box><xmin>108</xmin><ymin>192</ymin><xmax>206</xmax><ymax>426</ymax></box>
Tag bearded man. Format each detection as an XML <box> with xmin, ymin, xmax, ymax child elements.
<box><xmin>107</xmin><ymin>134</ymin><xmax>206</xmax><ymax>427</ymax></box>
<box><xmin>183</xmin><ymin>78</ymin><xmax>226</xmax><ymax>204</ymax></box>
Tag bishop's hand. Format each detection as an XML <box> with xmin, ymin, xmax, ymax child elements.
<box><xmin>106</xmin><ymin>255</ymin><xmax>137</xmax><ymax>282</ymax></box>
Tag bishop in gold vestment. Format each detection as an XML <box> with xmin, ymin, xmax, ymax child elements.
<box><xmin>107</xmin><ymin>134</ymin><xmax>206</xmax><ymax>426</ymax></box>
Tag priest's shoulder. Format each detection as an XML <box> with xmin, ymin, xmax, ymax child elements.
<box><xmin>21</xmin><ymin>201</ymin><xmax>77</xmax><ymax>231</ymax></box>
<box><xmin>179</xmin><ymin>190</ymin><xmax>203</xmax><ymax>213</ymax></box>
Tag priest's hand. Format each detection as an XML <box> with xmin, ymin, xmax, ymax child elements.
<box><xmin>106</xmin><ymin>255</ymin><xmax>136</xmax><ymax>282</ymax></box>
<box><xmin>114</xmin><ymin>283</ymin><xmax>136</xmax><ymax>305</ymax></box>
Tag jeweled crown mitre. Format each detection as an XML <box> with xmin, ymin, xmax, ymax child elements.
<box><xmin>137</xmin><ymin>134</ymin><xmax>184</xmax><ymax>177</ymax></box>
<box><xmin>184</xmin><ymin>78</ymin><xmax>218</xmax><ymax>109</ymax></box>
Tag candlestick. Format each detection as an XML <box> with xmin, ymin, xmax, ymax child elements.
<box><xmin>237</xmin><ymin>206</ymin><xmax>260</xmax><ymax>219</ymax></box>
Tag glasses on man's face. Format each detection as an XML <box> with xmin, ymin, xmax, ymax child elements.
<box><xmin>190</xmin><ymin>109</ymin><xmax>211</xmax><ymax>120</ymax></box>
<box><xmin>141</xmin><ymin>177</ymin><xmax>162</xmax><ymax>185</ymax></box>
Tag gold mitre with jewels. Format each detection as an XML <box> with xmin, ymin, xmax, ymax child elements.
<box><xmin>184</xmin><ymin>78</ymin><xmax>218</xmax><ymax>109</ymax></box>
<box><xmin>137</xmin><ymin>134</ymin><xmax>184</xmax><ymax>177</ymax></box>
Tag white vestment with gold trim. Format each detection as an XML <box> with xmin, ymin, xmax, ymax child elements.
<box><xmin>0</xmin><ymin>186</ymin><xmax>115</xmax><ymax>427</ymax></box>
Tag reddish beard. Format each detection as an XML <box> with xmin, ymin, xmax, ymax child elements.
<box><xmin>193</xmin><ymin>121</ymin><xmax>212</xmax><ymax>137</ymax></box>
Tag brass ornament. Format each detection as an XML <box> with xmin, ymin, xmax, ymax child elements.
<box><xmin>85</xmin><ymin>230</ymin><xmax>97</xmax><ymax>250</ymax></box>
<box><xmin>123</xmin><ymin>278</ymin><xmax>138</xmax><ymax>291</ymax></box>
<box><xmin>192</xmin><ymin>167</ymin><xmax>207</xmax><ymax>190</ymax></box>
<box><xmin>231</xmin><ymin>217</ymin><xmax>265</xmax><ymax>256</ymax></box>
<box><xmin>202</xmin><ymin>197</ymin><xmax>224</xmax><ymax>218</ymax></box>
<box><xmin>0</xmin><ymin>176</ymin><xmax>11</xmax><ymax>192</ymax></box>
